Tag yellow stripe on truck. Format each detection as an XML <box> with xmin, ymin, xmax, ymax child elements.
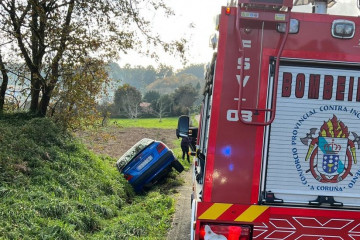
<box><xmin>198</xmin><ymin>203</ymin><xmax>232</xmax><ymax>220</ymax></box>
<box><xmin>234</xmin><ymin>205</ymin><xmax>269</xmax><ymax>222</ymax></box>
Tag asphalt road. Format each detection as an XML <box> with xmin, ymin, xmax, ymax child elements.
<box><xmin>166</xmin><ymin>115</ymin><xmax>199</xmax><ymax>240</ymax></box>
<box><xmin>166</xmin><ymin>158</ymin><xmax>193</xmax><ymax>240</ymax></box>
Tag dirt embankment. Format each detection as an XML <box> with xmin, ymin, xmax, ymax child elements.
<box><xmin>75</xmin><ymin>126</ymin><xmax>177</xmax><ymax>159</ymax></box>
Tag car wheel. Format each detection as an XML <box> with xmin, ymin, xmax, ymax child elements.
<box><xmin>172</xmin><ymin>160</ymin><xmax>184</xmax><ymax>173</ymax></box>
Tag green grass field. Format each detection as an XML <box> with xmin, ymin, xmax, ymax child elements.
<box><xmin>111</xmin><ymin>117</ymin><xmax>179</xmax><ymax>129</ymax></box>
<box><xmin>111</xmin><ymin>116</ymin><xmax>199</xmax><ymax>129</ymax></box>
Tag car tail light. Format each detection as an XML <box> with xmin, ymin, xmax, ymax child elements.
<box><xmin>199</xmin><ymin>224</ymin><xmax>252</xmax><ymax>240</ymax></box>
<box><xmin>156</xmin><ymin>143</ymin><xmax>166</xmax><ymax>153</ymax></box>
<box><xmin>124</xmin><ymin>174</ymin><xmax>133</xmax><ymax>181</ymax></box>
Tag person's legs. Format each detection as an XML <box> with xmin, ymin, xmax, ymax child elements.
<box><xmin>185</xmin><ymin>146</ymin><xmax>190</xmax><ymax>163</ymax></box>
<box><xmin>181</xmin><ymin>146</ymin><xmax>186</xmax><ymax>159</ymax></box>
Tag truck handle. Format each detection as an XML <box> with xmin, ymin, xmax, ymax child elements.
<box><xmin>236</xmin><ymin>6</ymin><xmax>292</xmax><ymax>126</ymax></box>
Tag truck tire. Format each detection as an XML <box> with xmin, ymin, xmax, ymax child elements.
<box><xmin>172</xmin><ymin>160</ymin><xmax>184</xmax><ymax>173</ymax></box>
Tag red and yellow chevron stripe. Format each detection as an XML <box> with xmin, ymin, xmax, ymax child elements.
<box><xmin>197</xmin><ymin>203</ymin><xmax>269</xmax><ymax>222</ymax></box>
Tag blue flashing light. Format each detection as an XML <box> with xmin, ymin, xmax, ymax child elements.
<box><xmin>229</xmin><ymin>163</ymin><xmax>234</xmax><ymax>172</ymax></box>
<box><xmin>222</xmin><ymin>146</ymin><xmax>232</xmax><ymax>157</ymax></box>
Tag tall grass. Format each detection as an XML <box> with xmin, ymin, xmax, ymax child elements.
<box><xmin>0</xmin><ymin>113</ymin><xmax>174</xmax><ymax>239</ymax></box>
<box><xmin>111</xmin><ymin>117</ymin><xmax>179</xmax><ymax>129</ymax></box>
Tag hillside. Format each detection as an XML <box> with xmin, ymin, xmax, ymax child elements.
<box><xmin>107</xmin><ymin>62</ymin><xmax>205</xmax><ymax>95</ymax></box>
<box><xmin>145</xmin><ymin>74</ymin><xmax>203</xmax><ymax>95</ymax></box>
<box><xmin>0</xmin><ymin>114</ymin><xmax>175</xmax><ymax>239</ymax></box>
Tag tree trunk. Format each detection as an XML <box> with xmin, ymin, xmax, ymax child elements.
<box><xmin>29</xmin><ymin>2</ymin><xmax>41</xmax><ymax>114</ymax></box>
<box><xmin>39</xmin><ymin>85</ymin><xmax>53</xmax><ymax>116</ymax></box>
<box><xmin>29</xmin><ymin>73</ymin><xmax>41</xmax><ymax>113</ymax></box>
<box><xmin>38</xmin><ymin>0</ymin><xmax>74</xmax><ymax>117</ymax></box>
<box><xmin>0</xmin><ymin>54</ymin><xmax>8</xmax><ymax>113</ymax></box>
<box><xmin>101</xmin><ymin>116</ymin><xmax>107</xmax><ymax>127</ymax></box>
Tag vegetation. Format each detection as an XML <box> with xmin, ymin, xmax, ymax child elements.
<box><xmin>152</xmin><ymin>94</ymin><xmax>173</xmax><ymax>122</ymax></box>
<box><xmin>0</xmin><ymin>113</ymin><xmax>177</xmax><ymax>239</ymax></box>
<box><xmin>111</xmin><ymin>117</ymin><xmax>179</xmax><ymax>129</ymax></box>
<box><xmin>108</xmin><ymin>64</ymin><xmax>174</xmax><ymax>92</ymax></box>
<box><xmin>176</xmin><ymin>64</ymin><xmax>205</xmax><ymax>79</ymax></box>
<box><xmin>0</xmin><ymin>0</ymin><xmax>185</xmax><ymax>122</ymax></box>
<box><xmin>111</xmin><ymin>79</ymin><xmax>201</xmax><ymax>119</ymax></box>
<box><xmin>143</xmin><ymin>91</ymin><xmax>161</xmax><ymax>106</ymax></box>
<box><xmin>107</xmin><ymin>62</ymin><xmax>204</xmax><ymax>95</ymax></box>
<box><xmin>114</xmin><ymin>84</ymin><xmax>142</xmax><ymax>119</ymax></box>
<box><xmin>0</xmin><ymin>1</ymin><xmax>203</xmax><ymax>238</ymax></box>
<box><xmin>51</xmin><ymin>59</ymin><xmax>109</xmax><ymax>129</ymax></box>
<box><xmin>172</xmin><ymin>84</ymin><xmax>199</xmax><ymax>116</ymax></box>
<box><xmin>145</xmin><ymin>72</ymin><xmax>202</xmax><ymax>95</ymax></box>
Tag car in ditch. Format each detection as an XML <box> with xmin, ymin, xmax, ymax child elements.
<box><xmin>116</xmin><ymin>138</ymin><xmax>184</xmax><ymax>192</ymax></box>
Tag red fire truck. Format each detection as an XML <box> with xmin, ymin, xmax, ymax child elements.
<box><xmin>177</xmin><ymin>0</ymin><xmax>360</xmax><ymax>239</ymax></box>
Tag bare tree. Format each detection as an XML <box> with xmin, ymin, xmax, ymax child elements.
<box><xmin>114</xmin><ymin>84</ymin><xmax>142</xmax><ymax>119</ymax></box>
<box><xmin>152</xmin><ymin>94</ymin><xmax>172</xmax><ymax>122</ymax></box>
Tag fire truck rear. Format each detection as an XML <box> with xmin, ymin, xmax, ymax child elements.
<box><xmin>178</xmin><ymin>0</ymin><xmax>360</xmax><ymax>239</ymax></box>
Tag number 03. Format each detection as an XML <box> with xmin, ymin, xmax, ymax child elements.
<box><xmin>226</xmin><ymin>110</ymin><xmax>252</xmax><ymax>122</ymax></box>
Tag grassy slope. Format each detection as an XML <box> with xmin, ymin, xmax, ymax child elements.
<box><xmin>0</xmin><ymin>114</ymin><xmax>175</xmax><ymax>240</ymax></box>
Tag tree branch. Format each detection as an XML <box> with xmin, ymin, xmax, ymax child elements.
<box><xmin>49</xmin><ymin>0</ymin><xmax>74</xmax><ymax>86</ymax></box>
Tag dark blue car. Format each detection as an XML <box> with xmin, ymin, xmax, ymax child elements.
<box><xmin>116</xmin><ymin>138</ymin><xmax>184</xmax><ymax>192</ymax></box>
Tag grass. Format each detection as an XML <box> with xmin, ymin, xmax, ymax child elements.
<box><xmin>111</xmin><ymin>115</ymin><xmax>199</xmax><ymax>129</ymax></box>
<box><xmin>171</xmin><ymin>138</ymin><xmax>191</xmax><ymax>172</ymax></box>
<box><xmin>111</xmin><ymin>117</ymin><xmax>179</xmax><ymax>129</ymax></box>
<box><xmin>0</xmin><ymin>113</ymin><xmax>176</xmax><ymax>239</ymax></box>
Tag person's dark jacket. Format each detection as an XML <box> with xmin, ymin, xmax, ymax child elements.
<box><xmin>181</xmin><ymin>137</ymin><xmax>190</xmax><ymax>148</ymax></box>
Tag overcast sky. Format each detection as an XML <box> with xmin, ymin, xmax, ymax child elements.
<box><xmin>118</xmin><ymin>0</ymin><xmax>359</xmax><ymax>70</ymax></box>
<box><xmin>117</xmin><ymin>0</ymin><xmax>227</xmax><ymax>70</ymax></box>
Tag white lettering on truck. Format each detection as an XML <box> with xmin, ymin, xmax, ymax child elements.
<box><xmin>227</xmin><ymin>39</ymin><xmax>253</xmax><ymax>122</ymax></box>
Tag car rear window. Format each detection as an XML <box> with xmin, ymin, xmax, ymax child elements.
<box><xmin>117</xmin><ymin>138</ymin><xmax>154</xmax><ymax>170</ymax></box>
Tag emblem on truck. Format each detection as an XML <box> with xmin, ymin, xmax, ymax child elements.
<box><xmin>302</xmin><ymin>115</ymin><xmax>358</xmax><ymax>183</ymax></box>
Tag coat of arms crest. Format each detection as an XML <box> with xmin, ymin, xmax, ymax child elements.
<box><xmin>301</xmin><ymin>115</ymin><xmax>358</xmax><ymax>183</ymax></box>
